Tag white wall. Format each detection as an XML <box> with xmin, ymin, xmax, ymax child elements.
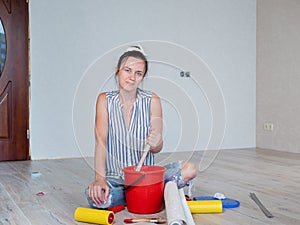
<box><xmin>29</xmin><ymin>0</ymin><xmax>256</xmax><ymax>159</ymax></box>
<box><xmin>257</xmin><ymin>0</ymin><xmax>300</xmax><ymax>153</ymax></box>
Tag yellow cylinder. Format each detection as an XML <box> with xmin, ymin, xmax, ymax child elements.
<box><xmin>74</xmin><ymin>207</ymin><xmax>114</xmax><ymax>225</ymax></box>
<box><xmin>187</xmin><ymin>200</ymin><xmax>223</xmax><ymax>214</ymax></box>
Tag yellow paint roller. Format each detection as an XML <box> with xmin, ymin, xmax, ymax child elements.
<box><xmin>187</xmin><ymin>200</ymin><xmax>223</xmax><ymax>213</ymax></box>
<box><xmin>74</xmin><ymin>207</ymin><xmax>114</xmax><ymax>225</ymax></box>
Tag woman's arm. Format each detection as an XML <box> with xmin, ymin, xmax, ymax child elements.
<box><xmin>88</xmin><ymin>93</ymin><xmax>109</xmax><ymax>205</ymax></box>
<box><xmin>148</xmin><ymin>93</ymin><xmax>163</xmax><ymax>153</ymax></box>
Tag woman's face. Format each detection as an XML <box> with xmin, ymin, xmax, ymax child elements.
<box><xmin>116</xmin><ymin>56</ymin><xmax>146</xmax><ymax>92</ymax></box>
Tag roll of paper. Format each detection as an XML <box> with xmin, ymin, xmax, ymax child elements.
<box><xmin>164</xmin><ymin>181</ymin><xmax>195</xmax><ymax>225</ymax></box>
<box><xmin>187</xmin><ymin>200</ymin><xmax>223</xmax><ymax>213</ymax></box>
<box><xmin>74</xmin><ymin>207</ymin><xmax>114</xmax><ymax>225</ymax></box>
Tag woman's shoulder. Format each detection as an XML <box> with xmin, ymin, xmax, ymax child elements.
<box><xmin>138</xmin><ymin>88</ymin><xmax>155</xmax><ymax>99</ymax></box>
<box><xmin>96</xmin><ymin>91</ymin><xmax>116</xmax><ymax>102</ymax></box>
<box><xmin>105</xmin><ymin>90</ymin><xmax>118</xmax><ymax>96</ymax></box>
<box><xmin>98</xmin><ymin>90</ymin><xmax>118</xmax><ymax>99</ymax></box>
<box><xmin>139</xmin><ymin>89</ymin><xmax>161</xmax><ymax>101</ymax></box>
<box><xmin>96</xmin><ymin>92</ymin><xmax>107</xmax><ymax>104</ymax></box>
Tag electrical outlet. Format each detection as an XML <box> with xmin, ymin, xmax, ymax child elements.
<box><xmin>263</xmin><ymin>123</ymin><xmax>274</xmax><ymax>131</ymax></box>
<box><xmin>180</xmin><ymin>71</ymin><xmax>191</xmax><ymax>78</ymax></box>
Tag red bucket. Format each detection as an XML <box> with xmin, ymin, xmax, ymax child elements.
<box><xmin>123</xmin><ymin>165</ymin><xmax>166</xmax><ymax>214</ymax></box>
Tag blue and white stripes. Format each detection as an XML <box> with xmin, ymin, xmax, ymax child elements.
<box><xmin>106</xmin><ymin>88</ymin><xmax>154</xmax><ymax>177</ymax></box>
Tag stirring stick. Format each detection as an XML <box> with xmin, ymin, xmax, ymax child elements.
<box><xmin>135</xmin><ymin>144</ymin><xmax>150</xmax><ymax>171</ymax></box>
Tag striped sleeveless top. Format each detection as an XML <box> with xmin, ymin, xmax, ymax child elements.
<box><xmin>106</xmin><ymin>88</ymin><xmax>154</xmax><ymax>177</ymax></box>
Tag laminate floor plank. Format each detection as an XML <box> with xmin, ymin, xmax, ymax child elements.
<box><xmin>0</xmin><ymin>148</ymin><xmax>299</xmax><ymax>224</ymax></box>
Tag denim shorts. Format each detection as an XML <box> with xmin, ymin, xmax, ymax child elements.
<box><xmin>85</xmin><ymin>161</ymin><xmax>190</xmax><ymax>208</ymax></box>
<box><xmin>163</xmin><ymin>161</ymin><xmax>191</xmax><ymax>189</ymax></box>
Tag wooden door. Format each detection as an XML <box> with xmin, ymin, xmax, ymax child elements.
<box><xmin>0</xmin><ymin>0</ymin><xmax>29</xmax><ymax>161</ymax></box>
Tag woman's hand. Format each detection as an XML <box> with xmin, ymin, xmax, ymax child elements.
<box><xmin>88</xmin><ymin>176</ymin><xmax>110</xmax><ymax>206</ymax></box>
<box><xmin>147</xmin><ymin>127</ymin><xmax>163</xmax><ymax>153</ymax></box>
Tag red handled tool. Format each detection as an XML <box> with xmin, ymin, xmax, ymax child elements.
<box><xmin>108</xmin><ymin>204</ymin><xmax>125</xmax><ymax>213</ymax></box>
<box><xmin>124</xmin><ymin>217</ymin><xmax>166</xmax><ymax>224</ymax></box>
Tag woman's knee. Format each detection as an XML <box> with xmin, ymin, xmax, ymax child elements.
<box><xmin>181</xmin><ymin>161</ymin><xmax>197</xmax><ymax>182</ymax></box>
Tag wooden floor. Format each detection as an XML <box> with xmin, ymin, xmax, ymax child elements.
<box><xmin>0</xmin><ymin>148</ymin><xmax>299</xmax><ymax>225</ymax></box>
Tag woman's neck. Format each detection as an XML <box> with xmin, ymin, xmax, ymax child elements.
<box><xmin>119</xmin><ymin>89</ymin><xmax>137</xmax><ymax>105</ymax></box>
<box><xmin>119</xmin><ymin>89</ymin><xmax>137</xmax><ymax>129</ymax></box>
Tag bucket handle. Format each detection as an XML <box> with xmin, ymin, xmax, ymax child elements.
<box><xmin>124</xmin><ymin>173</ymin><xmax>146</xmax><ymax>190</ymax></box>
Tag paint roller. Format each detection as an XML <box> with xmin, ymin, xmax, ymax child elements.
<box><xmin>187</xmin><ymin>200</ymin><xmax>223</xmax><ymax>213</ymax></box>
<box><xmin>74</xmin><ymin>207</ymin><xmax>114</xmax><ymax>225</ymax></box>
